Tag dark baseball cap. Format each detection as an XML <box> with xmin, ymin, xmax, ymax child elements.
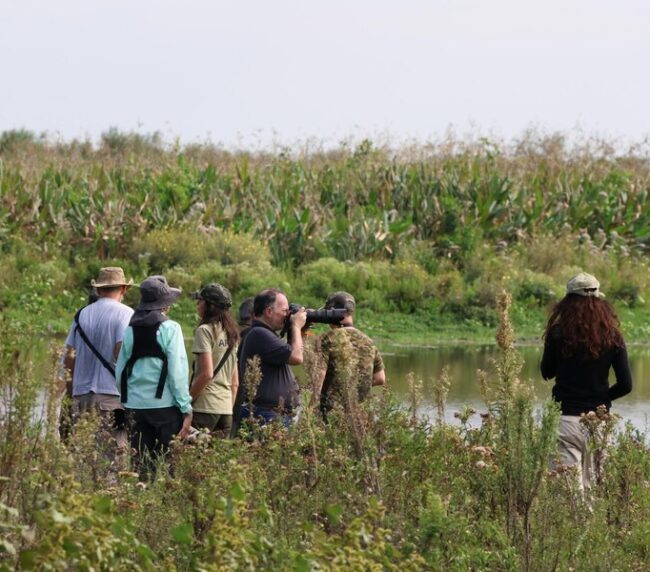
<box><xmin>137</xmin><ymin>275</ymin><xmax>182</xmax><ymax>311</ymax></box>
<box><xmin>324</xmin><ymin>291</ymin><xmax>356</xmax><ymax>313</ymax></box>
<box><xmin>191</xmin><ymin>283</ymin><xmax>233</xmax><ymax>308</ymax></box>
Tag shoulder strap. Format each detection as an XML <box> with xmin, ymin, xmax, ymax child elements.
<box><xmin>212</xmin><ymin>345</ymin><xmax>233</xmax><ymax>378</ymax></box>
<box><xmin>74</xmin><ymin>308</ymin><xmax>115</xmax><ymax>377</ymax></box>
<box><xmin>120</xmin><ymin>323</ymin><xmax>167</xmax><ymax>403</ymax></box>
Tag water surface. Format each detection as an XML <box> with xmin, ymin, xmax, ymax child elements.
<box><xmin>379</xmin><ymin>344</ymin><xmax>649</xmax><ymax>431</ymax></box>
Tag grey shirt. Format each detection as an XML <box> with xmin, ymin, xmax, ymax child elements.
<box><xmin>65</xmin><ymin>297</ymin><xmax>134</xmax><ymax>396</ymax></box>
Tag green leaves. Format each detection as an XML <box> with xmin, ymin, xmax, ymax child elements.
<box><xmin>171</xmin><ymin>523</ymin><xmax>194</xmax><ymax>545</ymax></box>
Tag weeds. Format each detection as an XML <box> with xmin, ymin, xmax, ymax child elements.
<box><xmin>0</xmin><ymin>306</ymin><xmax>649</xmax><ymax>571</ymax></box>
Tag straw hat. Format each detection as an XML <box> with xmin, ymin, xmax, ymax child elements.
<box><xmin>91</xmin><ymin>267</ymin><xmax>134</xmax><ymax>288</ymax></box>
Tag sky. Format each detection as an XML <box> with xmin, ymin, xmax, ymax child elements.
<box><xmin>1</xmin><ymin>0</ymin><xmax>649</xmax><ymax>148</ymax></box>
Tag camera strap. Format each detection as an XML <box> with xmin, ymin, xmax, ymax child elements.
<box><xmin>74</xmin><ymin>308</ymin><xmax>116</xmax><ymax>377</ymax></box>
<box><xmin>190</xmin><ymin>344</ymin><xmax>233</xmax><ymax>383</ymax></box>
<box><xmin>212</xmin><ymin>345</ymin><xmax>233</xmax><ymax>378</ymax></box>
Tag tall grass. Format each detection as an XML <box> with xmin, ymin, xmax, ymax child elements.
<box><xmin>2</xmin><ymin>132</ymin><xmax>649</xmax><ymax>267</ymax></box>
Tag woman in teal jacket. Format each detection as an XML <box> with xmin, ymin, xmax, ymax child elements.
<box><xmin>116</xmin><ymin>275</ymin><xmax>192</xmax><ymax>477</ymax></box>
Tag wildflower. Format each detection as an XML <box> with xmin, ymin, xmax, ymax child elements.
<box><xmin>470</xmin><ymin>446</ymin><xmax>493</xmax><ymax>457</ymax></box>
<box><xmin>474</xmin><ymin>460</ymin><xmax>487</xmax><ymax>470</ymax></box>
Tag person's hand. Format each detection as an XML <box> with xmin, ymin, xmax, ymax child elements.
<box><xmin>290</xmin><ymin>307</ymin><xmax>307</xmax><ymax>329</ymax></box>
<box><xmin>178</xmin><ymin>412</ymin><xmax>193</xmax><ymax>440</ymax></box>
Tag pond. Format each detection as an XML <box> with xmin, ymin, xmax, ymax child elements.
<box><xmin>377</xmin><ymin>344</ymin><xmax>650</xmax><ymax>431</ymax></box>
<box><xmin>12</xmin><ymin>340</ymin><xmax>650</xmax><ymax>434</ymax></box>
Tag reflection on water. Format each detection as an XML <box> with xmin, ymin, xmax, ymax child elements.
<box><xmin>380</xmin><ymin>344</ymin><xmax>650</xmax><ymax>431</ymax></box>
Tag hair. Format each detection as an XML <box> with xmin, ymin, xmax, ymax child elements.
<box><xmin>200</xmin><ymin>303</ymin><xmax>240</xmax><ymax>349</ymax></box>
<box><xmin>96</xmin><ymin>285</ymin><xmax>124</xmax><ymax>296</ymax></box>
<box><xmin>544</xmin><ymin>294</ymin><xmax>624</xmax><ymax>358</ymax></box>
<box><xmin>253</xmin><ymin>288</ymin><xmax>284</xmax><ymax>318</ymax></box>
<box><xmin>238</xmin><ymin>297</ymin><xmax>254</xmax><ymax>325</ymax></box>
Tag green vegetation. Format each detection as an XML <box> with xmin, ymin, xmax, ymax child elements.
<box><xmin>2</xmin><ymin>128</ymin><xmax>650</xmax><ymax>567</ymax></box>
<box><xmin>1</xmin><ymin>130</ymin><xmax>650</xmax><ymax>343</ymax></box>
<box><xmin>1</xmin><ymin>291</ymin><xmax>650</xmax><ymax>570</ymax></box>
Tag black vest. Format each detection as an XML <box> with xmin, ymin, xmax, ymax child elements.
<box><xmin>120</xmin><ymin>323</ymin><xmax>168</xmax><ymax>404</ymax></box>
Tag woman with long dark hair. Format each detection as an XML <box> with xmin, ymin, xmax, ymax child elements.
<box><xmin>189</xmin><ymin>283</ymin><xmax>240</xmax><ymax>436</ymax></box>
<box><xmin>541</xmin><ymin>272</ymin><xmax>632</xmax><ymax>489</ymax></box>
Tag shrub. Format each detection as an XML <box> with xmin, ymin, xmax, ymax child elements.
<box><xmin>515</xmin><ymin>271</ymin><xmax>558</xmax><ymax>308</ymax></box>
<box><xmin>131</xmin><ymin>228</ymin><xmax>270</xmax><ymax>273</ymax></box>
<box><xmin>431</xmin><ymin>264</ymin><xmax>466</xmax><ymax>305</ymax></box>
<box><xmin>131</xmin><ymin>229</ymin><xmax>208</xmax><ymax>271</ymax></box>
<box><xmin>383</xmin><ymin>261</ymin><xmax>435</xmax><ymax>313</ymax></box>
<box><xmin>19</xmin><ymin>492</ymin><xmax>154</xmax><ymax>571</ymax></box>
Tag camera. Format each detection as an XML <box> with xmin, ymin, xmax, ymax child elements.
<box><xmin>280</xmin><ymin>303</ymin><xmax>347</xmax><ymax>338</ymax></box>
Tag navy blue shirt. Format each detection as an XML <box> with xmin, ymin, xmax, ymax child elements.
<box><xmin>238</xmin><ymin>319</ymin><xmax>298</xmax><ymax>410</ymax></box>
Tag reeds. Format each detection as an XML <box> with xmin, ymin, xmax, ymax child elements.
<box><xmin>2</xmin><ymin>133</ymin><xmax>650</xmax><ymax>268</ymax></box>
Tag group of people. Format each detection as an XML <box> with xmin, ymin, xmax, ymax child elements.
<box><xmin>63</xmin><ymin>266</ymin><xmax>632</xmax><ymax>490</ymax></box>
<box><xmin>63</xmin><ymin>267</ymin><xmax>385</xmax><ymax>476</ymax></box>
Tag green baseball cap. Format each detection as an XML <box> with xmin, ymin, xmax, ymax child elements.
<box><xmin>191</xmin><ymin>283</ymin><xmax>233</xmax><ymax>308</ymax></box>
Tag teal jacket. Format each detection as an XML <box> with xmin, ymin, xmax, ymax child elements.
<box><xmin>116</xmin><ymin>320</ymin><xmax>192</xmax><ymax>414</ymax></box>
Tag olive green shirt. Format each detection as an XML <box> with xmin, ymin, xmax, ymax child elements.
<box><xmin>191</xmin><ymin>323</ymin><xmax>237</xmax><ymax>415</ymax></box>
<box><xmin>318</xmin><ymin>326</ymin><xmax>384</xmax><ymax>410</ymax></box>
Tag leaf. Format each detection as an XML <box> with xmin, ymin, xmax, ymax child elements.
<box><xmin>19</xmin><ymin>549</ymin><xmax>36</xmax><ymax>570</ymax></box>
<box><xmin>0</xmin><ymin>539</ymin><xmax>16</xmax><ymax>556</ymax></box>
<box><xmin>136</xmin><ymin>544</ymin><xmax>156</xmax><ymax>562</ymax></box>
<box><xmin>324</xmin><ymin>504</ymin><xmax>343</xmax><ymax>527</ymax></box>
<box><xmin>171</xmin><ymin>523</ymin><xmax>194</xmax><ymax>545</ymax></box>
<box><xmin>293</xmin><ymin>554</ymin><xmax>311</xmax><ymax>572</ymax></box>
<box><xmin>93</xmin><ymin>496</ymin><xmax>112</xmax><ymax>515</ymax></box>
<box><xmin>230</xmin><ymin>481</ymin><xmax>245</xmax><ymax>502</ymax></box>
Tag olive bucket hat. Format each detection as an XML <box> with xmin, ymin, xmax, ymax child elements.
<box><xmin>324</xmin><ymin>291</ymin><xmax>356</xmax><ymax>314</ymax></box>
<box><xmin>566</xmin><ymin>272</ymin><xmax>605</xmax><ymax>298</ymax></box>
<box><xmin>137</xmin><ymin>275</ymin><xmax>182</xmax><ymax>311</ymax></box>
<box><xmin>191</xmin><ymin>283</ymin><xmax>233</xmax><ymax>309</ymax></box>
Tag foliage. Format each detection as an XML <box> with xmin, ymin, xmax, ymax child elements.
<box><xmin>1</xmin><ymin>292</ymin><xmax>650</xmax><ymax>571</ymax></box>
<box><xmin>1</xmin><ymin>133</ymin><xmax>650</xmax><ymax>339</ymax></box>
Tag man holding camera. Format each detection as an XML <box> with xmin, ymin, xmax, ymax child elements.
<box><xmin>235</xmin><ymin>288</ymin><xmax>307</xmax><ymax>427</ymax></box>
<box><xmin>312</xmin><ymin>291</ymin><xmax>385</xmax><ymax>415</ymax></box>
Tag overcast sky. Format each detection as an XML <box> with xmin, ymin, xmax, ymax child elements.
<box><xmin>1</xmin><ymin>0</ymin><xmax>649</xmax><ymax>148</ymax></box>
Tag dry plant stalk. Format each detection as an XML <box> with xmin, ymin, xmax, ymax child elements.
<box><xmin>243</xmin><ymin>355</ymin><xmax>262</xmax><ymax>418</ymax></box>
<box><xmin>302</xmin><ymin>335</ymin><xmax>325</xmax><ymax>402</ymax></box>
<box><xmin>494</xmin><ymin>290</ymin><xmax>524</xmax><ymax>402</ymax></box>
<box><xmin>432</xmin><ymin>366</ymin><xmax>451</xmax><ymax>426</ymax></box>
<box><xmin>406</xmin><ymin>372</ymin><xmax>423</xmax><ymax>426</ymax></box>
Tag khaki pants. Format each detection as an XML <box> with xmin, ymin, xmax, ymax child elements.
<box><xmin>192</xmin><ymin>412</ymin><xmax>233</xmax><ymax>437</ymax></box>
<box><xmin>556</xmin><ymin>415</ymin><xmax>593</xmax><ymax>491</ymax></box>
